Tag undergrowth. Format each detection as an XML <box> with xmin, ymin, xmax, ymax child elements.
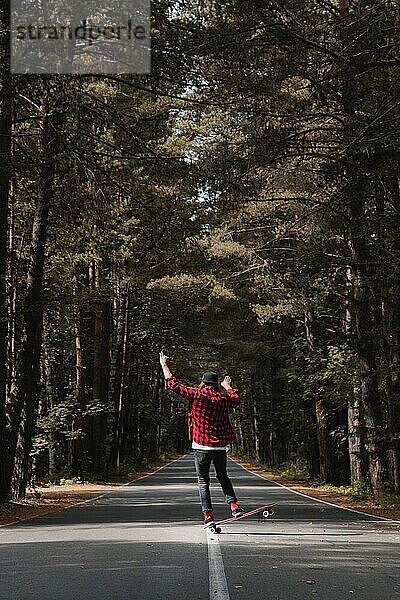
<box><xmin>315</xmin><ymin>481</ymin><xmax>371</xmax><ymax>501</ymax></box>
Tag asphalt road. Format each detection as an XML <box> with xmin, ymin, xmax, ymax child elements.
<box><xmin>1</xmin><ymin>454</ymin><xmax>399</xmax><ymax>600</ymax></box>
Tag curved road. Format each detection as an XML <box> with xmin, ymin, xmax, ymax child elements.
<box><xmin>1</xmin><ymin>455</ymin><xmax>399</xmax><ymax>599</ymax></box>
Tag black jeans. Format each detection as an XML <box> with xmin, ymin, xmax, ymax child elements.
<box><xmin>193</xmin><ymin>449</ymin><xmax>237</xmax><ymax>513</ymax></box>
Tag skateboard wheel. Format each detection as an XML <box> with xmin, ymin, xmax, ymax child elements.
<box><xmin>207</xmin><ymin>526</ymin><xmax>221</xmax><ymax>534</ymax></box>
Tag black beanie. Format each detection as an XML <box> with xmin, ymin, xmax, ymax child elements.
<box><xmin>202</xmin><ymin>371</ymin><xmax>219</xmax><ymax>385</ymax></box>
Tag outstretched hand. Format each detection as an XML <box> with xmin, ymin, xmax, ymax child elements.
<box><xmin>159</xmin><ymin>350</ymin><xmax>172</xmax><ymax>379</ymax></box>
<box><xmin>159</xmin><ymin>350</ymin><xmax>169</xmax><ymax>367</ymax></box>
<box><xmin>221</xmin><ymin>375</ymin><xmax>232</xmax><ymax>391</ymax></box>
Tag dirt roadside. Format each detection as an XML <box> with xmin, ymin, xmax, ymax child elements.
<box><xmin>231</xmin><ymin>457</ymin><xmax>400</xmax><ymax>523</ymax></box>
<box><xmin>0</xmin><ymin>483</ymin><xmax>122</xmax><ymax>526</ymax></box>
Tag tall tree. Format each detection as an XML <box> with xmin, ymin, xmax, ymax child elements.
<box><xmin>0</xmin><ymin>0</ymin><xmax>12</xmax><ymax>501</ymax></box>
<box><xmin>8</xmin><ymin>94</ymin><xmax>62</xmax><ymax>497</ymax></box>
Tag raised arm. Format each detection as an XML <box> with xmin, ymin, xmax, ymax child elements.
<box><xmin>159</xmin><ymin>351</ymin><xmax>201</xmax><ymax>400</ymax></box>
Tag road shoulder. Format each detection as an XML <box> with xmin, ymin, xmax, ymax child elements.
<box><xmin>231</xmin><ymin>456</ymin><xmax>400</xmax><ymax>521</ymax></box>
<box><xmin>0</xmin><ymin>454</ymin><xmax>183</xmax><ymax>526</ymax></box>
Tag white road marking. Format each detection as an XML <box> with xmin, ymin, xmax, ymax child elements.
<box><xmin>207</xmin><ymin>531</ymin><xmax>230</xmax><ymax>600</ymax></box>
<box><xmin>230</xmin><ymin>457</ymin><xmax>400</xmax><ymax>523</ymax></box>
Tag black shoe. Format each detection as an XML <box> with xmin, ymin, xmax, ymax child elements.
<box><xmin>204</xmin><ymin>515</ymin><xmax>215</xmax><ymax>526</ymax></box>
<box><xmin>231</xmin><ymin>507</ymin><xmax>245</xmax><ymax>518</ymax></box>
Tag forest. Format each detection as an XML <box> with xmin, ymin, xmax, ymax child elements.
<box><xmin>1</xmin><ymin>0</ymin><xmax>400</xmax><ymax>505</ymax></box>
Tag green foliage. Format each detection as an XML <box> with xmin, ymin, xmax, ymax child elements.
<box><xmin>280</xmin><ymin>459</ymin><xmax>312</xmax><ymax>482</ymax></box>
<box><xmin>300</xmin><ymin>344</ymin><xmax>358</xmax><ymax>409</ymax></box>
<box><xmin>59</xmin><ymin>477</ymin><xmax>87</xmax><ymax>486</ymax></box>
<box><xmin>316</xmin><ymin>482</ymin><xmax>372</xmax><ymax>502</ymax></box>
<box><xmin>31</xmin><ymin>397</ymin><xmax>78</xmax><ymax>457</ymax></box>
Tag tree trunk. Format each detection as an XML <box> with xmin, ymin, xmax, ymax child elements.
<box><xmin>70</xmin><ymin>314</ymin><xmax>86</xmax><ymax>476</ymax></box>
<box><xmin>148</xmin><ymin>370</ymin><xmax>163</xmax><ymax>460</ymax></box>
<box><xmin>252</xmin><ymin>390</ymin><xmax>261</xmax><ymax>462</ymax></box>
<box><xmin>338</xmin><ymin>0</ymin><xmax>387</xmax><ymax>496</ymax></box>
<box><xmin>6</xmin><ymin>103</ymin><xmax>61</xmax><ymax>498</ymax></box>
<box><xmin>6</xmin><ymin>165</ymin><xmax>16</xmax><ymax>401</ymax></box>
<box><xmin>108</xmin><ymin>291</ymin><xmax>127</xmax><ymax>466</ymax></box>
<box><xmin>347</xmin><ymin>398</ymin><xmax>364</xmax><ymax>483</ymax></box>
<box><xmin>0</xmin><ymin>0</ymin><xmax>12</xmax><ymax>502</ymax></box>
<box><xmin>89</xmin><ymin>259</ymin><xmax>107</xmax><ymax>476</ymax></box>
<box><xmin>112</xmin><ymin>293</ymin><xmax>129</xmax><ymax>468</ymax></box>
<box><xmin>43</xmin><ymin>339</ymin><xmax>56</xmax><ymax>480</ymax></box>
<box><xmin>304</xmin><ymin>309</ymin><xmax>337</xmax><ymax>482</ymax></box>
<box><xmin>344</xmin><ymin>265</ymin><xmax>367</xmax><ymax>484</ymax></box>
<box><xmin>387</xmin><ymin>176</ymin><xmax>400</xmax><ymax>491</ymax></box>
<box><xmin>347</xmin><ymin>195</ymin><xmax>388</xmax><ymax>496</ymax></box>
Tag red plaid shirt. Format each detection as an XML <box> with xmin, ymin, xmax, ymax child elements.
<box><xmin>165</xmin><ymin>375</ymin><xmax>240</xmax><ymax>446</ymax></box>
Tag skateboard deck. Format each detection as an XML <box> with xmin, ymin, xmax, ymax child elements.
<box><xmin>204</xmin><ymin>503</ymin><xmax>277</xmax><ymax>533</ymax></box>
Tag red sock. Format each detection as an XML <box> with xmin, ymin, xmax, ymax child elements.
<box><xmin>205</xmin><ymin>511</ymin><xmax>214</xmax><ymax>520</ymax></box>
<box><xmin>230</xmin><ymin>502</ymin><xmax>239</xmax><ymax>511</ymax></box>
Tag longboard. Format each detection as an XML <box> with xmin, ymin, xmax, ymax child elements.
<box><xmin>204</xmin><ymin>503</ymin><xmax>277</xmax><ymax>533</ymax></box>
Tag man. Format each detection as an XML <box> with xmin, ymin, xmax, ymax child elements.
<box><xmin>159</xmin><ymin>350</ymin><xmax>244</xmax><ymax>526</ymax></box>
